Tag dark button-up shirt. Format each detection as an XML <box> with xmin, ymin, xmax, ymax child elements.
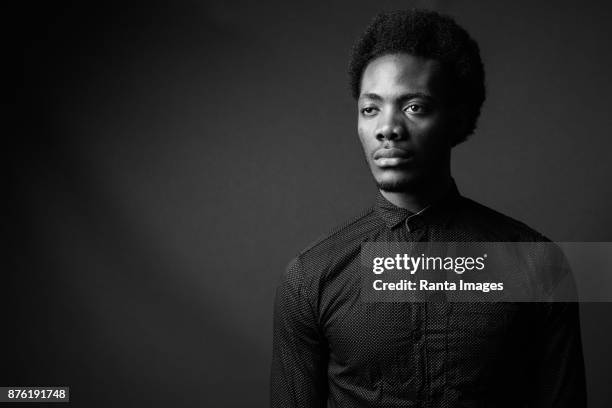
<box><xmin>271</xmin><ymin>184</ymin><xmax>586</xmax><ymax>407</ymax></box>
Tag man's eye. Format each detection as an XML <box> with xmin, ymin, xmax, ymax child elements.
<box><xmin>360</xmin><ymin>107</ymin><xmax>378</xmax><ymax>116</ymax></box>
<box><xmin>405</xmin><ymin>104</ymin><xmax>427</xmax><ymax>114</ymax></box>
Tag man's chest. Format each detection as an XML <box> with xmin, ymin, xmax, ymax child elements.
<box><xmin>321</xmin><ymin>296</ymin><xmax>533</xmax><ymax>389</ymax></box>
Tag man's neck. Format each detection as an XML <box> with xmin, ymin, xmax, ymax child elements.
<box><xmin>380</xmin><ymin>174</ymin><xmax>453</xmax><ymax>213</ymax></box>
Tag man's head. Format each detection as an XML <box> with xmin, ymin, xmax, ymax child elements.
<box><xmin>349</xmin><ymin>10</ymin><xmax>485</xmax><ymax>192</ymax></box>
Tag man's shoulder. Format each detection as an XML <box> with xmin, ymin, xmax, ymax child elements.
<box><xmin>300</xmin><ymin>206</ymin><xmax>381</xmax><ymax>256</ymax></box>
<box><xmin>455</xmin><ymin>196</ymin><xmax>550</xmax><ymax>242</ymax></box>
<box><xmin>286</xmin><ymin>206</ymin><xmax>381</xmax><ymax>275</ymax></box>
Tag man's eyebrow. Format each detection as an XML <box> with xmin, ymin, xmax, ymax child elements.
<box><xmin>359</xmin><ymin>92</ymin><xmax>434</xmax><ymax>102</ymax></box>
<box><xmin>359</xmin><ymin>93</ymin><xmax>383</xmax><ymax>101</ymax></box>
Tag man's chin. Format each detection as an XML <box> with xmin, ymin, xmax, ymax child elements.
<box><xmin>371</xmin><ymin>166</ymin><xmax>427</xmax><ymax>192</ymax></box>
<box><xmin>375</xmin><ymin>176</ymin><xmax>418</xmax><ymax>193</ymax></box>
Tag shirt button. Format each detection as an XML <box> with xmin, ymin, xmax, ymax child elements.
<box><xmin>413</xmin><ymin>328</ymin><xmax>423</xmax><ymax>340</ymax></box>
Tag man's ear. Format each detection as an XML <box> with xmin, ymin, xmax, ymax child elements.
<box><xmin>449</xmin><ymin>104</ymin><xmax>470</xmax><ymax>147</ymax></box>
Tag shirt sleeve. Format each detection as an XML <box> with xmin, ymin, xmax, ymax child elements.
<box><xmin>526</xmin><ymin>242</ymin><xmax>587</xmax><ymax>406</ymax></box>
<box><xmin>270</xmin><ymin>257</ymin><xmax>328</xmax><ymax>407</ymax></box>
<box><xmin>529</xmin><ymin>302</ymin><xmax>587</xmax><ymax>407</ymax></box>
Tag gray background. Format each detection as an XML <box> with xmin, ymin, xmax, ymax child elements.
<box><xmin>12</xmin><ymin>0</ymin><xmax>612</xmax><ymax>406</ymax></box>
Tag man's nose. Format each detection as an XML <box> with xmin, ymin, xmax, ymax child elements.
<box><xmin>375</xmin><ymin>115</ymin><xmax>407</xmax><ymax>141</ymax></box>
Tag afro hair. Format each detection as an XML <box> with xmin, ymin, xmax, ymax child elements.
<box><xmin>348</xmin><ymin>9</ymin><xmax>486</xmax><ymax>145</ymax></box>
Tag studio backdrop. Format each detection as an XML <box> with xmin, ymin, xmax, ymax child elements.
<box><xmin>12</xmin><ymin>1</ymin><xmax>612</xmax><ymax>406</ymax></box>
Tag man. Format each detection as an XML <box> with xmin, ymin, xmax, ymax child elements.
<box><xmin>271</xmin><ymin>9</ymin><xmax>586</xmax><ymax>407</ymax></box>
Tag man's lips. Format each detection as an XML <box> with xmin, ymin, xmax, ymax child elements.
<box><xmin>373</xmin><ymin>148</ymin><xmax>414</xmax><ymax>167</ymax></box>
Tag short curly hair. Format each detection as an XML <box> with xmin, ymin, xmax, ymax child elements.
<box><xmin>348</xmin><ymin>9</ymin><xmax>486</xmax><ymax>145</ymax></box>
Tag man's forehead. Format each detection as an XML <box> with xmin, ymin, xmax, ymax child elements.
<box><xmin>359</xmin><ymin>53</ymin><xmax>443</xmax><ymax>98</ymax></box>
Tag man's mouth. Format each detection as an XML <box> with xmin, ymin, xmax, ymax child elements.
<box><xmin>373</xmin><ymin>148</ymin><xmax>414</xmax><ymax>168</ymax></box>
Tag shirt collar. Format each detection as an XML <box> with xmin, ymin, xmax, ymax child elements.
<box><xmin>373</xmin><ymin>180</ymin><xmax>461</xmax><ymax>231</ymax></box>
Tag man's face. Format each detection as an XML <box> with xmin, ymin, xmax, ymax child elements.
<box><xmin>357</xmin><ymin>53</ymin><xmax>456</xmax><ymax>192</ymax></box>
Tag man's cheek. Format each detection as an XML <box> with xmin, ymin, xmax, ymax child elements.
<box><xmin>358</xmin><ymin>133</ymin><xmax>375</xmax><ymax>154</ymax></box>
<box><xmin>357</xmin><ymin>125</ymin><xmax>368</xmax><ymax>142</ymax></box>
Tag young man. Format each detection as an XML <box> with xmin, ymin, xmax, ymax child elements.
<box><xmin>271</xmin><ymin>10</ymin><xmax>586</xmax><ymax>407</ymax></box>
